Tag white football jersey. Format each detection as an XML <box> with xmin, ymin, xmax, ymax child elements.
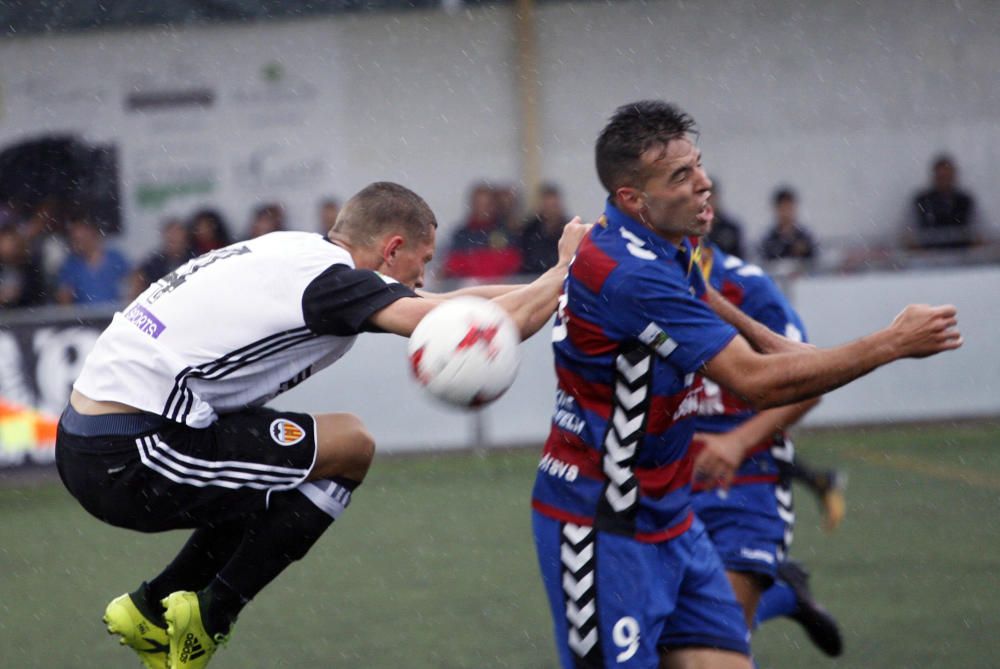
<box><xmin>74</xmin><ymin>232</ymin><xmax>414</xmax><ymax>428</ymax></box>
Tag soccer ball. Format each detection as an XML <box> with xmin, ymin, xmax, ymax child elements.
<box><xmin>408</xmin><ymin>296</ymin><xmax>521</xmax><ymax>408</ymax></box>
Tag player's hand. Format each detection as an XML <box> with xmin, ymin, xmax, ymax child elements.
<box><xmin>889</xmin><ymin>304</ymin><xmax>962</xmax><ymax>358</ymax></box>
<box><xmin>692</xmin><ymin>433</ymin><xmax>745</xmax><ymax>490</ymax></box>
<box><xmin>556</xmin><ymin>216</ymin><xmax>591</xmax><ymax>266</ymax></box>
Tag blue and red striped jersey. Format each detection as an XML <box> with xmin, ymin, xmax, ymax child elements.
<box><xmin>532</xmin><ymin>202</ymin><xmax>737</xmax><ymax>542</ymax></box>
<box><xmin>691</xmin><ymin>242</ymin><xmax>808</xmax><ymax>488</ymax></box>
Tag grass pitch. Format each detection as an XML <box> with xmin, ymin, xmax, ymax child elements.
<box><xmin>1</xmin><ymin>422</ymin><xmax>998</xmax><ymax>668</ymax></box>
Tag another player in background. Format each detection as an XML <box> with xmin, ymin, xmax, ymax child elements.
<box><xmin>57</xmin><ymin>181</ymin><xmax>588</xmax><ymax>669</ymax></box>
<box><xmin>689</xmin><ymin>228</ymin><xmax>842</xmax><ymax>657</ymax></box>
<box><xmin>531</xmin><ymin>100</ymin><xmax>961</xmax><ymax>669</ymax></box>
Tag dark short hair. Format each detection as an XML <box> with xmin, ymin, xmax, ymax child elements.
<box><xmin>538</xmin><ymin>182</ymin><xmax>561</xmax><ymax>198</ymax></box>
<box><xmin>932</xmin><ymin>154</ymin><xmax>955</xmax><ymax>171</ymax></box>
<box><xmin>333</xmin><ymin>182</ymin><xmax>437</xmax><ymax>247</ymax></box>
<box><xmin>596</xmin><ymin>100</ymin><xmax>697</xmax><ymax>194</ymax></box>
<box><xmin>772</xmin><ymin>187</ymin><xmax>797</xmax><ymax>206</ymax></box>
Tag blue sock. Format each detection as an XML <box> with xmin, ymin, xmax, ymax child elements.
<box><xmin>755</xmin><ymin>579</ymin><xmax>798</xmax><ymax>627</ymax></box>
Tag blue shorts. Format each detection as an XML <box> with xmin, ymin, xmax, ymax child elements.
<box><xmin>533</xmin><ymin>511</ymin><xmax>750</xmax><ymax>668</ymax></box>
<box><xmin>691</xmin><ymin>482</ymin><xmax>793</xmax><ymax>583</ymax></box>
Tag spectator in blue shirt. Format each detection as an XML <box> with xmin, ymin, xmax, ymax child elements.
<box><xmin>56</xmin><ymin>215</ymin><xmax>130</xmax><ymax>305</ymax></box>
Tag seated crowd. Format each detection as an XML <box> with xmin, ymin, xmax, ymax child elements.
<box><xmin>0</xmin><ymin>152</ymin><xmax>987</xmax><ymax>310</ymax></box>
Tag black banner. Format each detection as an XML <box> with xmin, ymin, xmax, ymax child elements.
<box><xmin>0</xmin><ymin>307</ymin><xmax>113</xmax><ymax>468</ymax></box>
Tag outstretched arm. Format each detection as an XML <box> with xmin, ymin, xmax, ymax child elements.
<box><xmin>703</xmin><ymin>304</ymin><xmax>961</xmax><ymax>409</ymax></box>
<box><xmin>693</xmin><ymin>396</ymin><xmax>820</xmax><ymax>489</ymax></box>
<box><xmin>705</xmin><ymin>286</ymin><xmax>810</xmax><ymax>354</ymax></box>
<box><xmin>368</xmin><ymin>218</ymin><xmax>590</xmax><ymax>339</ymax></box>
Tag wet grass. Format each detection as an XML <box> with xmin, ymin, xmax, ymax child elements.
<box><xmin>1</xmin><ymin>422</ymin><xmax>998</xmax><ymax>668</ymax></box>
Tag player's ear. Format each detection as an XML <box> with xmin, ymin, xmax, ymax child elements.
<box><xmin>615</xmin><ymin>186</ymin><xmax>644</xmax><ymax>214</ymax></box>
<box><xmin>382</xmin><ymin>234</ymin><xmax>405</xmax><ymax>265</ymax></box>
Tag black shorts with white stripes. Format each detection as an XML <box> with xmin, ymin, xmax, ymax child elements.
<box><xmin>55</xmin><ymin>406</ymin><xmax>317</xmax><ymax>532</ymax></box>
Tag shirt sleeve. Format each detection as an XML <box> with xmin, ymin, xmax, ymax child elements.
<box><xmin>742</xmin><ymin>276</ymin><xmax>810</xmax><ymax>344</ymax></box>
<box><xmin>301</xmin><ymin>264</ymin><xmax>417</xmax><ymax>336</ymax></box>
<box><xmin>608</xmin><ymin>264</ymin><xmax>738</xmax><ymax>375</ymax></box>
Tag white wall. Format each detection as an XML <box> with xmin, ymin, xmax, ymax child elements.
<box><xmin>271</xmin><ymin>266</ymin><xmax>1000</xmax><ymax>450</ymax></box>
<box><xmin>0</xmin><ymin>0</ymin><xmax>997</xmax><ymax>263</ymax></box>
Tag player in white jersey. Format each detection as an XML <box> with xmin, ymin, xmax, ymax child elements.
<box><xmin>56</xmin><ymin>182</ymin><xmax>589</xmax><ymax>669</ymax></box>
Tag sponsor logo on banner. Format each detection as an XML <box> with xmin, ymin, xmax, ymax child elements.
<box><xmin>270</xmin><ymin>419</ymin><xmax>307</xmax><ymax>447</ymax></box>
<box><xmin>229</xmin><ymin>61</ymin><xmax>317</xmax><ymax>106</ymax></box>
<box><xmin>234</xmin><ymin>143</ymin><xmax>326</xmax><ymax>191</ymax></box>
<box><xmin>123</xmin><ymin>62</ymin><xmax>215</xmax><ymax>113</ymax></box>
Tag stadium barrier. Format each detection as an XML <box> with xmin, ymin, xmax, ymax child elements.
<box><xmin>0</xmin><ymin>264</ymin><xmax>996</xmax><ymax>469</ymax></box>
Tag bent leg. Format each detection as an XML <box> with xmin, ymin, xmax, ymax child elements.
<box><xmin>307</xmin><ymin>412</ymin><xmax>376</xmax><ymax>483</ymax></box>
<box><xmin>726</xmin><ymin>571</ymin><xmax>765</xmax><ymax>630</ymax></box>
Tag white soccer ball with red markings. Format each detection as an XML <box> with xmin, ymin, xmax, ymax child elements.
<box><xmin>407</xmin><ymin>296</ymin><xmax>521</xmax><ymax>408</ymax></box>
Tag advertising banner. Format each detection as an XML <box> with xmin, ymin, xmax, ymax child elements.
<box><xmin>0</xmin><ymin>308</ymin><xmax>111</xmax><ymax>467</ymax></box>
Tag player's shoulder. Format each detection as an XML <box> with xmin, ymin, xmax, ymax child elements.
<box><xmin>578</xmin><ymin>221</ymin><xmax>687</xmax><ymax>285</ymax></box>
<box><xmin>715</xmin><ymin>250</ymin><xmax>779</xmax><ymax>294</ymax></box>
<box><xmin>247</xmin><ymin>231</ymin><xmax>353</xmax><ymax>264</ymax></box>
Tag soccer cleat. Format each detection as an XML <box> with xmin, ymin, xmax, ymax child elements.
<box><xmin>816</xmin><ymin>470</ymin><xmax>848</xmax><ymax>532</ymax></box>
<box><xmin>778</xmin><ymin>560</ymin><xmax>844</xmax><ymax>657</ymax></box>
<box><xmin>103</xmin><ymin>593</ymin><xmax>170</xmax><ymax>669</ymax></box>
<box><xmin>162</xmin><ymin>591</ymin><xmax>229</xmax><ymax>669</ymax></box>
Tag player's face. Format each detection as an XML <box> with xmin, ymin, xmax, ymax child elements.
<box><xmin>389</xmin><ymin>227</ymin><xmax>436</xmax><ymax>289</ymax></box>
<box><xmin>621</xmin><ymin>137</ymin><xmax>713</xmax><ymax>244</ymax></box>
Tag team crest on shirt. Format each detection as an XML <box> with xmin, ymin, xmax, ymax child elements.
<box><xmin>270</xmin><ymin>419</ymin><xmax>306</xmax><ymax>446</ymax></box>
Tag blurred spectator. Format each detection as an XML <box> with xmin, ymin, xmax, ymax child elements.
<box><xmin>759</xmin><ymin>187</ymin><xmax>817</xmax><ymax>262</ymax></box>
<box><xmin>247</xmin><ymin>202</ymin><xmax>286</xmax><ymax>239</ymax></box>
<box><xmin>0</xmin><ymin>224</ymin><xmax>46</xmax><ymax>308</ymax></box>
<box><xmin>21</xmin><ymin>202</ymin><xmax>68</xmax><ymax>290</ymax></box>
<box><xmin>705</xmin><ymin>180</ymin><xmax>746</xmax><ymax>258</ymax></box>
<box><xmin>441</xmin><ymin>182</ymin><xmax>522</xmax><ymax>280</ymax></box>
<box><xmin>494</xmin><ymin>184</ymin><xmax>523</xmax><ymax>235</ymax></box>
<box><xmin>189</xmin><ymin>208</ymin><xmax>233</xmax><ymax>255</ymax></box>
<box><xmin>517</xmin><ymin>182</ymin><xmax>569</xmax><ymax>275</ymax></box>
<box><xmin>56</xmin><ymin>215</ymin><xmax>130</xmax><ymax>305</ymax></box>
<box><xmin>128</xmin><ymin>217</ymin><xmax>196</xmax><ymax>300</ymax></box>
<box><xmin>908</xmin><ymin>154</ymin><xmax>979</xmax><ymax>250</ymax></box>
<box><xmin>318</xmin><ymin>198</ymin><xmax>340</xmax><ymax>235</ymax></box>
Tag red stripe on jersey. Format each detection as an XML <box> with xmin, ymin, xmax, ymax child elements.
<box><xmin>635</xmin><ymin>510</ymin><xmax>694</xmax><ymax>543</ymax></box>
<box><xmin>692</xmin><ymin>473</ymin><xmax>780</xmax><ymax>492</ymax></box>
<box><xmin>532</xmin><ymin>499</ymin><xmax>594</xmax><ymax>528</ymax></box>
<box><xmin>543</xmin><ymin>428</ymin><xmax>603</xmax><ymax>480</ymax></box>
<box><xmin>572</xmin><ymin>235</ymin><xmax>618</xmax><ymax>294</ymax></box>
<box><xmin>646</xmin><ymin>386</ymin><xmax>699</xmax><ymax>434</ymax></box>
<box><xmin>565</xmin><ymin>307</ymin><xmax>617</xmax><ymax>356</ymax></box>
<box><xmin>556</xmin><ymin>366</ymin><xmax>613</xmax><ymax>419</ymax></box>
<box><xmin>635</xmin><ymin>453</ymin><xmax>694</xmax><ymax>498</ymax></box>
<box><xmin>719</xmin><ymin>278</ymin><xmax>745</xmax><ymax>307</ymax></box>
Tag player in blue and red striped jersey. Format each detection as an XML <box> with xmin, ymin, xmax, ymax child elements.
<box><xmin>530</xmin><ymin>100</ymin><xmax>962</xmax><ymax>669</ymax></box>
<box><xmin>689</xmin><ymin>234</ymin><xmax>843</xmax><ymax>657</ymax></box>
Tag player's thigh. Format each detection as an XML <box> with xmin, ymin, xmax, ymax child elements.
<box><xmin>693</xmin><ymin>485</ymin><xmax>787</xmax><ymax>586</ymax></box>
<box><xmin>725</xmin><ymin>571</ymin><xmax>765</xmax><ymax>628</ymax></box>
<box><xmin>660</xmin><ymin>647</ymin><xmax>752</xmax><ymax>669</ymax></box>
<box><xmin>659</xmin><ymin>519</ymin><xmax>750</xmax><ymax>660</ymax></box>
<box><xmin>532</xmin><ymin>511</ymin><xmax>674</xmax><ymax>668</ymax></box>
<box><xmin>309</xmin><ymin>412</ymin><xmax>375</xmax><ymax>482</ymax></box>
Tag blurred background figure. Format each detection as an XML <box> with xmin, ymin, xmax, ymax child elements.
<box><xmin>189</xmin><ymin>208</ymin><xmax>233</xmax><ymax>256</ymax></box>
<box><xmin>21</xmin><ymin>202</ymin><xmax>68</xmax><ymax>292</ymax></box>
<box><xmin>494</xmin><ymin>184</ymin><xmax>523</xmax><ymax>236</ymax></box>
<box><xmin>128</xmin><ymin>217</ymin><xmax>195</xmax><ymax>300</ymax></box>
<box><xmin>318</xmin><ymin>197</ymin><xmax>340</xmax><ymax>235</ymax></box>
<box><xmin>760</xmin><ymin>187</ymin><xmax>817</xmax><ymax>263</ymax></box>
<box><xmin>705</xmin><ymin>179</ymin><xmax>746</xmax><ymax>259</ymax></box>
<box><xmin>907</xmin><ymin>154</ymin><xmax>979</xmax><ymax>250</ymax></box>
<box><xmin>246</xmin><ymin>202</ymin><xmax>286</xmax><ymax>239</ymax></box>
<box><xmin>0</xmin><ymin>222</ymin><xmax>46</xmax><ymax>308</ymax></box>
<box><xmin>56</xmin><ymin>214</ymin><xmax>130</xmax><ymax>305</ymax></box>
<box><xmin>517</xmin><ymin>182</ymin><xmax>569</xmax><ymax>275</ymax></box>
<box><xmin>440</xmin><ymin>182</ymin><xmax>522</xmax><ymax>280</ymax></box>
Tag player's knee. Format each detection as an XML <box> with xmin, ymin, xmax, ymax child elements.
<box><xmin>313</xmin><ymin>413</ymin><xmax>376</xmax><ymax>482</ymax></box>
